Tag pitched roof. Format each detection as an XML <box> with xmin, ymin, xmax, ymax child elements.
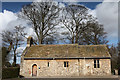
<box><xmin>24</xmin><ymin>44</ymin><xmax>111</xmax><ymax>58</ymax></box>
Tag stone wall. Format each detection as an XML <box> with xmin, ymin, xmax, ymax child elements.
<box><xmin>79</xmin><ymin>59</ymin><xmax>111</xmax><ymax>76</ymax></box>
<box><xmin>20</xmin><ymin>59</ymin><xmax>111</xmax><ymax>77</ymax></box>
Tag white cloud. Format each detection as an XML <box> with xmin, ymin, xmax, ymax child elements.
<box><xmin>92</xmin><ymin>1</ymin><xmax>118</xmax><ymax>45</ymax></box>
<box><xmin>103</xmin><ymin>0</ymin><xmax>119</xmax><ymax>2</ymax></box>
<box><xmin>88</xmin><ymin>9</ymin><xmax>96</xmax><ymax>17</ymax></box>
<box><xmin>62</xmin><ymin>0</ymin><xmax>79</xmax><ymax>2</ymax></box>
<box><xmin>0</xmin><ymin>10</ymin><xmax>18</xmax><ymax>31</ymax></box>
<box><xmin>0</xmin><ymin>10</ymin><xmax>35</xmax><ymax>46</ymax></box>
<box><xmin>0</xmin><ymin>10</ymin><xmax>17</xmax><ymax>47</ymax></box>
<box><xmin>59</xmin><ymin>2</ymin><xmax>65</xmax><ymax>8</ymax></box>
<box><xmin>0</xmin><ymin>10</ymin><xmax>35</xmax><ymax>64</ymax></box>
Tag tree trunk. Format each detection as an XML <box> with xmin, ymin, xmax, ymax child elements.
<box><xmin>117</xmin><ymin>43</ymin><xmax>120</xmax><ymax>69</ymax></box>
<box><xmin>94</xmin><ymin>34</ymin><xmax>97</xmax><ymax>45</ymax></box>
<box><xmin>14</xmin><ymin>54</ymin><xmax>16</xmax><ymax>64</ymax></box>
<box><xmin>75</xmin><ymin>36</ymin><xmax>78</xmax><ymax>44</ymax></box>
<box><xmin>71</xmin><ymin>35</ymin><xmax>74</xmax><ymax>44</ymax></box>
<box><xmin>13</xmin><ymin>45</ymin><xmax>17</xmax><ymax>65</ymax></box>
<box><xmin>75</xmin><ymin>25</ymin><xmax>79</xmax><ymax>44</ymax></box>
<box><xmin>39</xmin><ymin>38</ymin><xmax>43</xmax><ymax>44</ymax></box>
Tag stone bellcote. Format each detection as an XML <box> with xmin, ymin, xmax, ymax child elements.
<box><xmin>27</xmin><ymin>36</ymin><xmax>33</xmax><ymax>47</ymax></box>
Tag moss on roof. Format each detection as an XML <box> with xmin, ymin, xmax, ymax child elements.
<box><xmin>24</xmin><ymin>44</ymin><xmax>111</xmax><ymax>58</ymax></box>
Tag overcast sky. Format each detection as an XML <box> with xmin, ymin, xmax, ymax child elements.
<box><xmin>0</xmin><ymin>0</ymin><xmax>119</xmax><ymax>64</ymax></box>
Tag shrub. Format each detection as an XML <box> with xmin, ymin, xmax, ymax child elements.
<box><xmin>5</xmin><ymin>62</ymin><xmax>11</xmax><ymax>67</ymax></box>
<box><xmin>12</xmin><ymin>62</ymin><xmax>16</xmax><ymax>67</ymax></box>
<box><xmin>16</xmin><ymin>64</ymin><xmax>20</xmax><ymax>67</ymax></box>
<box><xmin>2</xmin><ymin>67</ymin><xmax>20</xmax><ymax>79</ymax></box>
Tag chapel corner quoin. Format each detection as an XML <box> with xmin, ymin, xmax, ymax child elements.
<box><xmin>20</xmin><ymin>36</ymin><xmax>111</xmax><ymax>77</ymax></box>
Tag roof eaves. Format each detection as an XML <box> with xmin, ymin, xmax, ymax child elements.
<box><xmin>24</xmin><ymin>57</ymin><xmax>111</xmax><ymax>60</ymax></box>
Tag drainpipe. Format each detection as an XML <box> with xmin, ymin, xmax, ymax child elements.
<box><xmin>84</xmin><ymin>57</ymin><xmax>86</xmax><ymax>76</ymax></box>
<box><xmin>78</xmin><ymin>59</ymin><xmax>80</xmax><ymax>76</ymax></box>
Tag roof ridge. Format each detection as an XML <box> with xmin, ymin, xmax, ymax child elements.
<box><xmin>31</xmin><ymin>44</ymin><xmax>106</xmax><ymax>47</ymax></box>
<box><xmin>78</xmin><ymin>44</ymin><xmax>107</xmax><ymax>46</ymax></box>
<box><xmin>31</xmin><ymin>44</ymin><xmax>79</xmax><ymax>46</ymax></box>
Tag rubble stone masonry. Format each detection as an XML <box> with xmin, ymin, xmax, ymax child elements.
<box><xmin>20</xmin><ymin>59</ymin><xmax>111</xmax><ymax>77</ymax></box>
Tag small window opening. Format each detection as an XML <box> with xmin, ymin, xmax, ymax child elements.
<box><xmin>64</xmin><ymin>61</ymin><xmax>69</xmax><ymax>67</ymax></box>
<box><xmin>48</xmin><ymin>62</ymin><xmax>49</xmax><ymax>67</ymax></box>
<box><xmin>94</xmin><ymin>59</ymin><xmax>100</xmax><ymax>68</ymax></box>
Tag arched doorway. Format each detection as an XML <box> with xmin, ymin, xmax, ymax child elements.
<box><xmin>32</xmin><ymin>64</ymin><xmax>37</xmax><ymax>76</ymax></box>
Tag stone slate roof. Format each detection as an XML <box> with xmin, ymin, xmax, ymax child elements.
<box><xmin>24</xmin><ymin>44</ymin><xmax>111</xmax><ymax>58</ymax></box>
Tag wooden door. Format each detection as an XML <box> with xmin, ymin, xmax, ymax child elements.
<box><xmin>32</xmin><ymin>64</ymin><xmax>37</xmax><ymax>76</ymax></box>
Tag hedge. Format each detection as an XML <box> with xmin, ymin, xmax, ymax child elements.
<box><xmin>2</xmin><ymin>67</ymin><xmax>20</xmax><ymax>79</ymax></box>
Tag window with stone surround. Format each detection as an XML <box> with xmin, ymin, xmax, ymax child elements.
<box><xmin>94</xmin><ymin>59</ymin><xmax>100</xmax><ymax>68</ymax></box>
<box><xmin>64</xmin><ymin>61</ymin><xmax>69</xmax><ymax>67</ymax></box>
<box><xmin>48</xmin><ymin>62</ymin><xmax>49</xmax><ymax>67</ymax></box>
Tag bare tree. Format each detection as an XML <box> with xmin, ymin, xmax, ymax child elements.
<box><xmin>79</xmin><ymin>17</ymin><xmax>108</xmax><ymax>45</ymax></box>
<box><xmin>20</xmin><ymin>1</ymin><xmax>61</xmax><ymax>44</ymax></box>
<box><xmin>1</xmin><ymin>26</ymin><xmax>27</xmax><ymax>64</ymax></box>
<box><xmin>107</xmin><ymin>45</ymin><xmax>118</xmax><ymax>72</ymax></box>
<box><xmin>60</xmin><ymin>4</ymin><xmax>88</xmax><ymax>44</ymax></box>
<box><xmin>60</xmin><ymin>4</ymin><xmax>108</xmax><ymax>45</ymax></box>
<box><xmin>117</xmin><ymin>42</ymin><xmax>120</xmax><ymax>70</ymax></box>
